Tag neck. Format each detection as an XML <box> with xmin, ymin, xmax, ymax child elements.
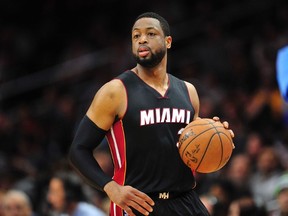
<box><xmin>132</xmin><ymin>65</ymin><xmax>169</xmax><ymax>96</ymax></box>
<box><xmin>134</xmin><ymin>64</ymin><xmax>167</xmax><ymax>82</ymax></box>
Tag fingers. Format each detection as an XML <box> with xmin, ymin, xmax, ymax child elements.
<box><xmin>118</xmin><ymin>187</ymin><xmax>154</xmax><ymax>216</ymax></box>
<box><xmin>213</xmin><ymin>116</ymin><xmax>229</xmax><ymax>129</ymax></box>
<box><xmin>125</xmin><ymin>198</ymin><xmax>152</xmax><ymax>216</ymax></box>
<box><xmin>178</xmin><ymin>128</ymin><xmax>184</xmax><ymax>135</ymax></box>
<box><xmin>105</xmin><ymin>182</ymin><xmax>154</xmax><ymax>216</ymax></box>
<box><xmin>129</xmin><ymin>189</ymin><xmax>154</xmax><ymax>215</ymax></box>
<box><xmin>120</xmin><ymin>199</ymin><xmax>151</xmax><ymax>216</ymax></box>
<box><xmin>222</xmin><ymin>122</ymin><xmax>235</xmax><ymax>139</ymax></box>
<box><xmin>212</xmin><ymin>116</ymin><xmax>235</xmax><ymax>140</ymax></box>
<box><xmin>123</xmin><ymin>206</ymin><xmax>135</xmax><ymax>216</ymax></box>
<box><xmin>229</xmin><ymin>129</ymin><xmax>234</xmax><ymax>138</ymax></box>
<box><xmin>222</xmin><ymin>121</ymin><xmax>229</xmax><ymax>128</ymax></box>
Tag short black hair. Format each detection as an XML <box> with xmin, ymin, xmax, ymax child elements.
<box><xmin>53</xmin><ymin>172</ymin><xmax>86</xmax><ymax>203</ymax></box>
<box><xmin>134</xmin><ymin>12</ymin><xmax>171</xmax><ymax>36</ymax></box>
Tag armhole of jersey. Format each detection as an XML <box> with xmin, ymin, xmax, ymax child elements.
<box><xmin>183</xmin><ymin>81</ymin><xmax>196</xmax><ymax>117</ymax></box>
<box><xmin>112</xmin><ymin>78</ymin><xmax>128</xmax><ymax>122</ymax></box>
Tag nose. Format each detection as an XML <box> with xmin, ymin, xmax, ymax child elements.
<box><xmin>139</xmin><ymin>35</ymin><xmax>148</xmax><ymax>44</ymax></box>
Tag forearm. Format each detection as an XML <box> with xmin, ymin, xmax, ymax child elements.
<box><xmin>69</xmin><ymin>115</ymin><xmax>113</xmax><ymax>191</ymax></box>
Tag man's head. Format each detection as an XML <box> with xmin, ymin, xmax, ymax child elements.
<box><xmin>131</xmin><ymin>12</ymin><xmax>172</xmax><ymax>68</ymax></box>
<box><xmin>2</xmin><ymin>190</ymin><xmax>32</xmax><ymax>216</ymax></box>
<box><xmin>134</xmin><ymin>12</ymin><xmax>171</xmax><ymax>37</ymax></box>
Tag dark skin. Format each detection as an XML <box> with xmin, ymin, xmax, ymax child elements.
<box><xmin>86</xmin><ymin>17</ymin><xmax>234</xmax><ymax>216</ymax></box>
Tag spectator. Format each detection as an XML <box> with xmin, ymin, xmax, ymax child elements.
<box><xmin>244</xmin><ymin>132</ymin><xmax>264</xmax><ymax>171</ymax></box>
<box><xmin>228</xmin><ymin>192</ymin><xmax>268</xmax><ymax>216</ymax></box>
<box><xmin>249</xmin><ymin>147</ymin><xmax>283</xmax><ymax>210</ymax></box>
<box><xmin>46</xmin><ymin>172</ymin><xmax>106</xmax><ymax>216</ymax></box>
<box><xmin>225</xmin><ymin>153</ymin><xmax>252</xmax><ymax>193</ymax></box>
<box><xmin>2</xmin><ymin>190</ymin><xmax>33</xmax><ymax>216</ymax></box>
<box><xmin>200</xmin><ymin>179</ymin><xmax>236</xmax><ymax>216</ymax></box>
<box><xmin>271</xmin><ymin>172</ymin><xmax>288</xmax><ymax>216</ymax></box>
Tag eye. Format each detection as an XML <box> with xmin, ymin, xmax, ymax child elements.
<box><xmin>148</xmin><ymin>32</ymin><xmax>156</xmax><ymax>37</ymax></box>
<box><xmin>133</xmin><ymin>34</ymin><xmax>140</xmax><ymax>39</ymax></box>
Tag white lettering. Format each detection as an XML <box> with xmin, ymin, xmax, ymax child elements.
<box><xmin>155</xmin><ymin>108</ymin><xmax>161</xmax><ymax>123</ymax></box>
<box><xmin>161</xmin><ymin>108</ymin><xmax>171</xmax><ymax>123</ymax></box>
<box><xmin>140</xmin><ymin>110</ymin><xmax>154</xmax><ymax>126</ymax></box>
<box><xmin>186</xmin><ymin>110</ymin><xmax>191</xmax><ymax>124</ymax></box>
<box><xmin>140</xmin><ymin>108</ymin><xmax>191</xmax><ymax>126</ymax></box>
<box><xmin>172</xmin><ymin>109</ymin><xmax>185</xmax><ymax>123</ymax></box>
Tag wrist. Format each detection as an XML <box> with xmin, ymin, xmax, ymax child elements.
<box><xmin>103</xmin><ymin>180</ymin><xmax>117</xmax><ymax>194</ymax></box>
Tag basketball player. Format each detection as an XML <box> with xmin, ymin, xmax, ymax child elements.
<box><xmin>69</xmin><ymin>12</ymin><xmax>234</xmax><ymax>216</ymax></box>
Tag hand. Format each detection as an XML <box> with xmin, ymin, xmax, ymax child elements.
<box><xmin>212</xmin><ymin>116</ymin><xmax>235</xmax><ymax>149</ymax></box>
<box><xmin>104</xmin><ymin>181</ymin><xmax>154</xmax><ymax>216</ymax></box>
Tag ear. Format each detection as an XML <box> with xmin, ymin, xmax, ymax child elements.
<box><xmin>165</xmin><ymin>36</ymin><xmax>172</xmax><ymax>49</ymax></box>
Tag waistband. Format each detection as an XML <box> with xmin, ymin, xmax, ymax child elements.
<box><xmin>147</xmin><ymin>189</ymin><xmax>193</xmax><ymax>200</ymax></box>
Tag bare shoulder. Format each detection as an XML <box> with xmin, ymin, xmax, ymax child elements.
<box><xmin>91</xmin><ymin>79</ymin><xmax>126</xmax><ymax>107</ymax></box>
<box><xmin>86</xmin><ymin>79</ymin><xmax>126</xmax><ymax>130</ymax></box>
<box><xmin>97</xmin><ymin>79</ymin><xmax>126</xmax><ymax>98</ymax></box>
<box><xmin>184</xmin><ymin>81</ymin><xmax>197</xmax><ymax>96</ymax></box>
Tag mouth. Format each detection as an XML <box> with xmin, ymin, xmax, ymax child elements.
<box><xmin>138</xmin><ymin>46</ymin><xmax>150</xmax><ymax>57</ymax></box>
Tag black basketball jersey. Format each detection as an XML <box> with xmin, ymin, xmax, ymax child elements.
<box><xmin>106</xmin><ymin>70</ymin><xmax>196</xmax><ymax>194</ymax></box>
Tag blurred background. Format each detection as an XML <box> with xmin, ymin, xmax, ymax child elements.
<box><xmin>1</xmin><ymin>0</ymin><xmax>288</xmax><ymax>215</ymax></box>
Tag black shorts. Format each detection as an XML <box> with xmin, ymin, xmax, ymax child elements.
<box><xmin>133</xmin><ymin>190</ymin><xmax>210</xmax><ymax>216</ymax></box>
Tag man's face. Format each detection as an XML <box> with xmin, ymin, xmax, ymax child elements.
<box><xmin>131</xmin><ymin>17</ymin><xmax>171</xmax><ymax>68</ymax></box>
<box><xmin>3</xmin><ymin>196</ymin><xmax>31</xmax><ymax>216</ymax></box>
<box><xmin>47</xmin><ymin>178</ymin><xmax>66</xmax><ymax>212</ymax></box>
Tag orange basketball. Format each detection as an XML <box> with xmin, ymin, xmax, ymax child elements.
<box><xmin>178</xmin><ymin>118</ymin><xmax>234</xmax><ymax>173</ymax></box>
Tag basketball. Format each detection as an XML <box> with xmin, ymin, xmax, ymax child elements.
<box><xmin>177</xmin><ymin>118</ymin><xmax>234</xmax><ymax>173</ymax></box>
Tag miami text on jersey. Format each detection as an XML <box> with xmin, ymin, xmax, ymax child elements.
<box><xmin>140</xmin><ymin>108</ymin><xmax>191</xmax><ymax>126</ymax></box>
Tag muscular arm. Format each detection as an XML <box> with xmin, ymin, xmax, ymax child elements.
<box><xmin>69</xmin><ymin>80</ymin><xmax>125</xmax><ymax>190</ymax></box>
<box><xmin>69</xmin><ymin>79</ymin><xmax>154</xmax><ymax>216</ymax></box>
<box><xmin>86</xmin><ymin>79</ymin><xmax>126</xmax><ymax>130</ymax></box>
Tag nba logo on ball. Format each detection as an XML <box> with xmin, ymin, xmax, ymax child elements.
<box><xmin>178</xmin><ymin>118</ymin><xmax>234</xmax><ymax>173</ymax></box>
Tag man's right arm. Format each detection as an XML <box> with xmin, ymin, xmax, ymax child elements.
<box><xmin>69</xmin><ymin>79</ymin><xmax>154</xmax><ymax>216</ymax></box>
<box><xmin>69</xmin><ymin>80</ymin><xmax>123</xmax><ymax>190</ymax></box>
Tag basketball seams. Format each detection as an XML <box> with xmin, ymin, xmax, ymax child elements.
<box><xmin>212</xmin><ymin>124</ymin><xmax>233</xmax><ymax>171</ymax></box>
<box><xmin>214</xmin><ymin>131</ymin><xmax>224</xmax><ymax>170</ymax></box>
<box><xmin>211</xmin><ymin>123</ymin><xmax>224</xmax><ymax>171</ymax></box>
<box><xmin>178</xmin><ymin>118</ymin><xmax>233</xmax><ymax>173</ymax></box>
<box><xmin>216</xmin><ymin>126</ymin><xmax>233</xmax><ymax>167</ymax></box>
<box><xmin>180</xmin><ymin>126</ymin><xmax>216</xmax><ymax>160</ymax></box>
<box><xmin>195</xmin><ymin>133</ymin><xmax>216</xmax><ymax>172</ymax></box>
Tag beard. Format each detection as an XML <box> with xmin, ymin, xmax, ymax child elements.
<box><xmin>133</xmin><ymin>47</ymin><xmax>166</xmax><ymax>68</ymax></box>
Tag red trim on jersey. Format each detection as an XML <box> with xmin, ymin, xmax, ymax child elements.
<box><xmin>106</xmin><ymin>120</ymin><xmax>127</xmax><ymax>216</ymax></box>
<box><xmin>106</xmin><ymin>120</ymin><xmax>126</xmax><ymax>184</ymax></box>
<box><xmin>110</xmin><ymin>202</ymin><xmax>125</xmax><ymax>216</ymax></box>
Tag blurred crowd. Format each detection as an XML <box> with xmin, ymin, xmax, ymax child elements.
<box><xmin>1</xmin><ymin>0</ymin><xmax>288</xmax><ymax>215</ymax></box>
